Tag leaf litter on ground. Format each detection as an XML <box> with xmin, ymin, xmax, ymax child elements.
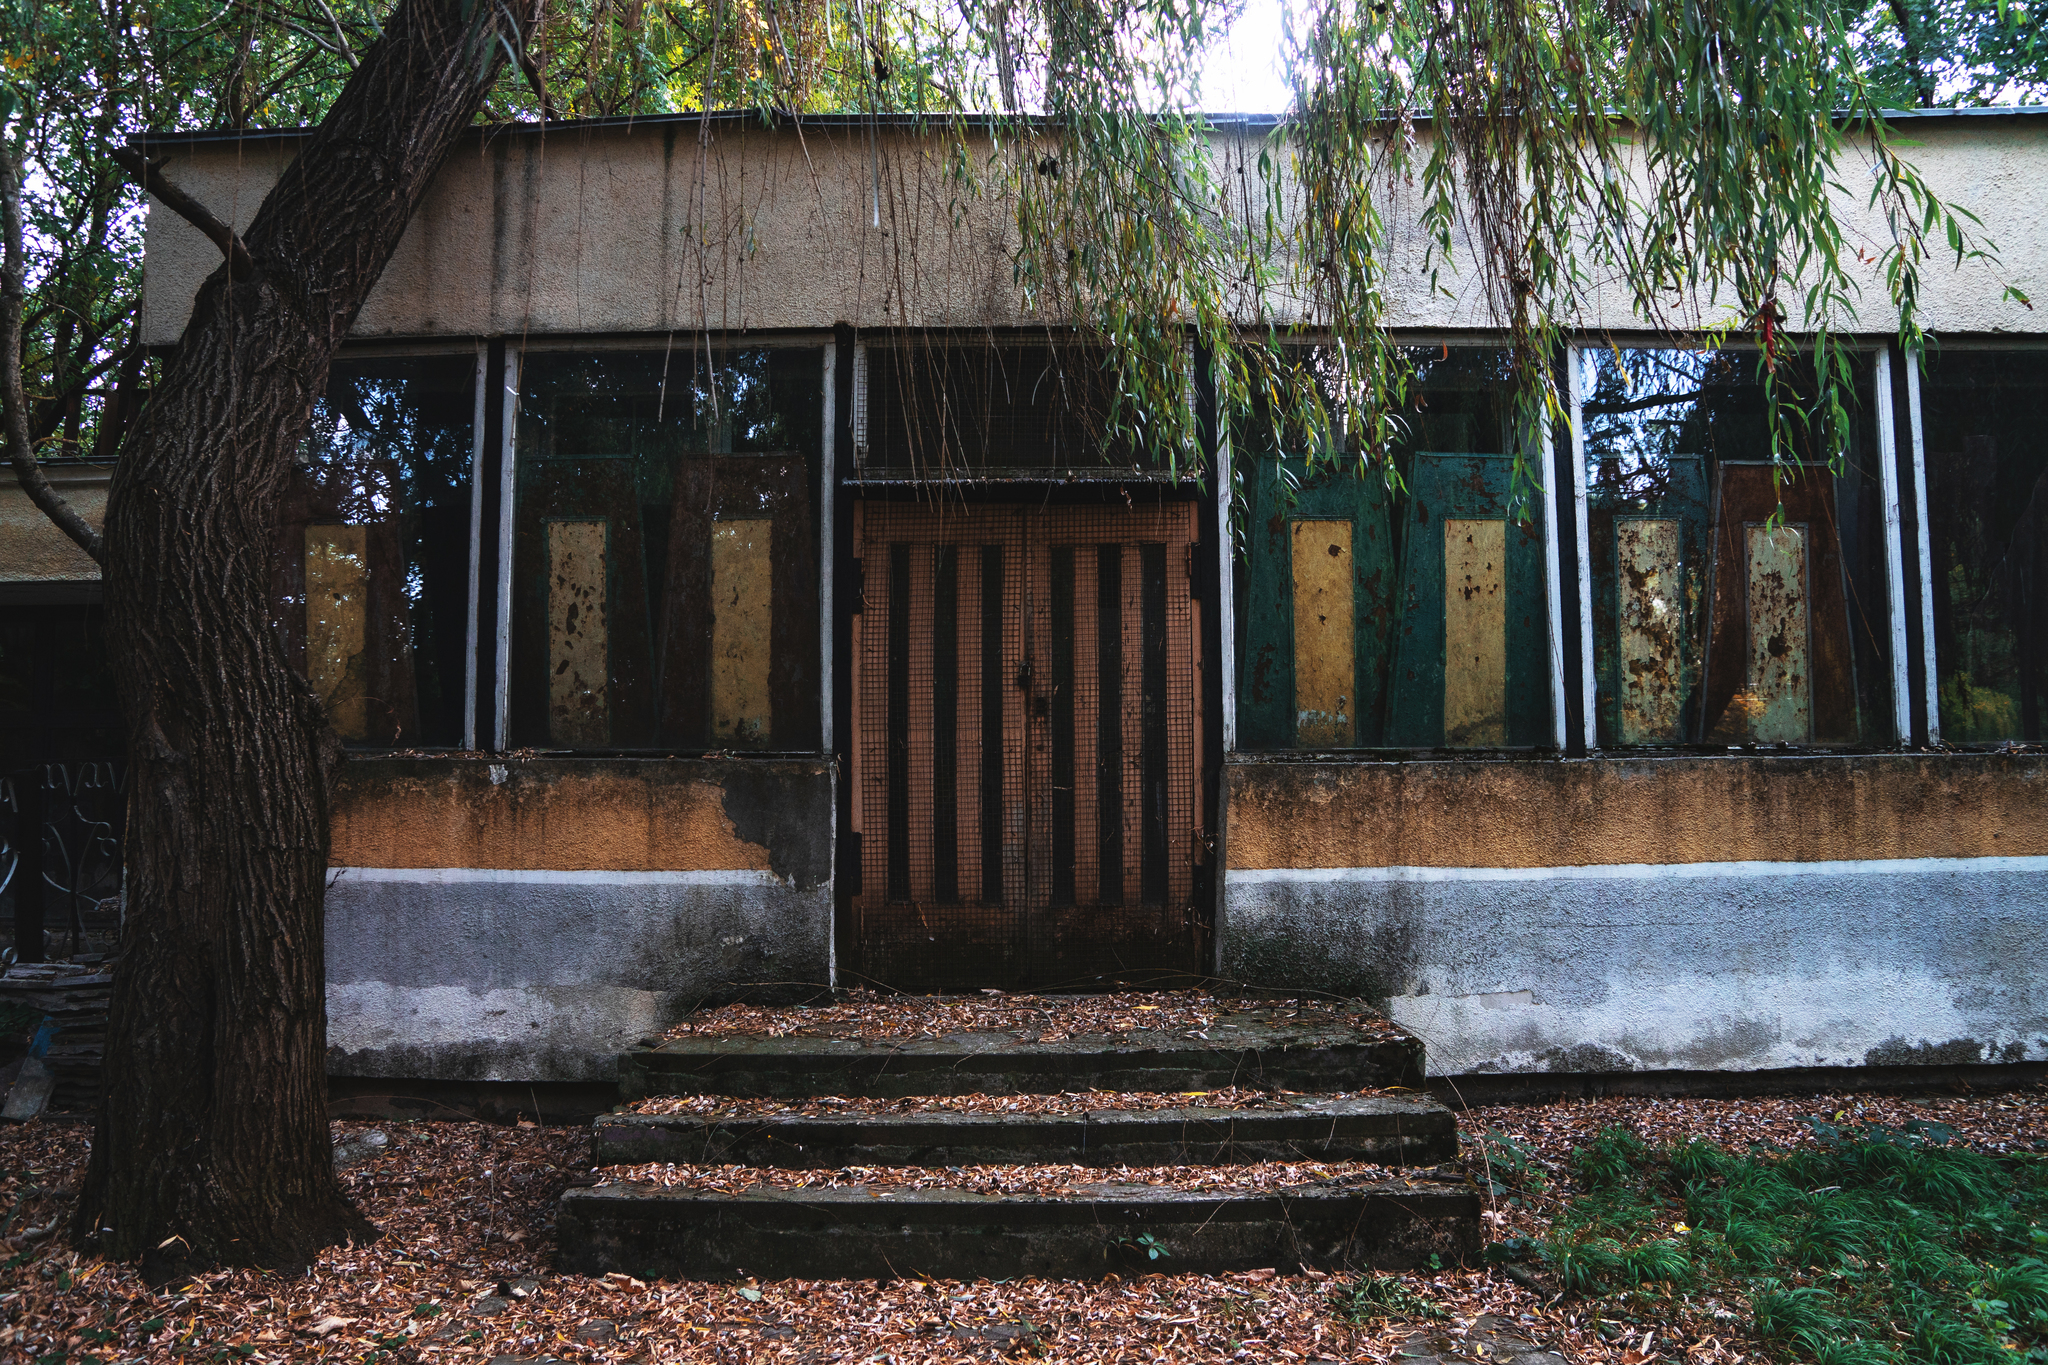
<box><xmin>0</xmin><ymin>1084</ymin><xmax>2041</xmax><ymax>1362</ymax></box>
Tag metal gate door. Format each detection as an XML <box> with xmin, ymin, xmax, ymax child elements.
<box><xmin>849</xmin><ymin>501</ymin><xmax>1207</xmax><ymax>991</ymax></box>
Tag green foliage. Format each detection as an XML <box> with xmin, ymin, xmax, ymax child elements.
<box><xmin>1330</xmin><ymin>1272</ymin><xmax>1448</xmax><ymax>1322</ymax></box>
<box><xmin>1537</xmin><ymin>1116</ymin><xmax>2048</xmax><ymax>1365</ymax></box>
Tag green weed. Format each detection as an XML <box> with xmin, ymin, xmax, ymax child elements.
<box><xmin>1531</xmin><ymin>1118</ymin><xmax>2048</xmax><ymax>1364</ymax></box>
<box><xmin>1330</xmin><ymin>1273</ymin><xmax>1448</xmax><ymax>1323</ymax></box>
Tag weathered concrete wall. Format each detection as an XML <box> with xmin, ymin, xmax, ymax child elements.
<box><xmin>326</xmin><ymin>755</ymin><xmax>833</xmax><ymax>1082</ymax></box>
<box><xmin>1223</xmin><ymin>754</ymin><xmax>2048</xmax><ymax>1076</ymax></box>
<box><xmin>138</xmin><ymin>114</ymin><xmax>2048</xmax><ymax>345</ymax></box>
<box><xmin>0</xmin><ymin>465</ymin><xmax>106</xmax><ymax>584</ymax></box>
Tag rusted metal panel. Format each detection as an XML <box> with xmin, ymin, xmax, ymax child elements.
<box><xmin>1616</xmin><ymin>519</ymin><xmax>1686</xmax><ymax>744</ymax></box>
<box><xmin>305</xmin><ymin>525</ymin><xmax>370</xmax><ymax>741</ymax></box>
<box><xmin>710</xmin><ymin>520</ymin><xmax>774</xmax><ymax>747</ymax></box>
<box><xmin>1442</xmin><ymin>519</ymin><xmax>1508</xmax><ymax>747</ymax></box>
<box><xmin>547</xmin><ymin>519</ymin><xmax>611</xmax><ymax>747</ymax></box>
<box><xmin>1745</xmin><ymin>522</ymin><xmax>1812</xmax><ymax>743</ymax></box>
<box><xmin>1291</xmin><ymin>520</ymin><xmax>1356</xmax><ymax>747</ymax></box>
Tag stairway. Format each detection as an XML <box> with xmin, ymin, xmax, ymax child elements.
<box><xmin>557</xmin><ymin>996</ymin><xmax>1480</xmax><ymax>1280</ymax></box>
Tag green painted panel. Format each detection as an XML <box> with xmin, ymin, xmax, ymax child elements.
<box><xmin>1386</xmin><ymin>454</ymin><xmax>1551</xmax><ymax>748</ymax></box>
<box><xmin>1237</xmin><ymin>456</ymin><xmax>1397</xmax><ymax>748</ymax></box>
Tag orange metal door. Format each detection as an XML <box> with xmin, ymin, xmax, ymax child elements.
<box><xmin>849</xmin><ymin>501</ymin><xmax>1206</xmax><ymax>990</ymax></box>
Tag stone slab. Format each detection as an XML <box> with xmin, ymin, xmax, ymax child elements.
<box><xmin>617</xmin><ymin>1014</ymin><xmax>1424</xmax><ymax>1100</ymax></box>
<box><xmin>594</xmin><ymin>1095</ymin><xmax>1457</xmax><ymax>1168</ymax></box>
<box><xmin>556</xmin><ymin>1178</ymin><xmax>1480</xmax><ymax>1280</ymax></box>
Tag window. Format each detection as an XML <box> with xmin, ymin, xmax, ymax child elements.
<box><xmin>861</xmin><ymin>339</ymin><xmax>1151</xmax><ymax>475</ymax></box>
<box><xmin>274</xmin><ymin>354</ymin><xmax>477</xmax><ymax>748</ymax></box>
<box><xmin>1917</xmin><ymin>349</ymin><xmax>2048</xmax><ymax>743</ymax></box>
<box><xmin>1580</xmin><ymin>347</ymin><xmax>1895</xmax><ymax>748</ymax></box>
<box><xmin>510</xmin><ymin>347</ymin><xmax>823</xmax><ymax>751</ymax></box>
<box><xmin>1236</xmin><ymin>346</ymin><xmax>1553</xmax><ymax>750</ymax></box>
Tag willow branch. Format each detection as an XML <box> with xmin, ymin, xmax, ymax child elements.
<box><xmin>110</xmin><ymin>146</ymin><xmax>256</xmax><ymax>282</ymax></box>
<box><xmin>2</xmin><ymin>148</ymin><xmax>104</xmax><ymax>566</ymax></box>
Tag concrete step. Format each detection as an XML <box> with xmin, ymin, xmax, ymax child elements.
<box><xmin>594</xmin><ymin>1095</ymin><xmax>1457</xmax><ymax>1168</ymax></box>
<box><xmin>618</xmin><ymin>1012</ymin><xmax>1424</xmax><ymax>1101</ymax></box>
<box><xmin>557</xmin><ymin>1177</ymin><xmax>1481</xmax><ymax>1280</ymax></box>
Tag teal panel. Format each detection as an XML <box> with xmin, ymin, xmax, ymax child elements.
<box><xmin>1386</xmin><ymin>453</ymin><xmax>1551</xmax><ymax>748</ymax></box>
<box><xmin>1237</xmin><ymin>456</ymin><xmax>1397</xmax><ymax>748</ymax></box>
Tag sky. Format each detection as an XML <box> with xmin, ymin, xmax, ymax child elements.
<box><xmin>1196</xmin><ymin>0</ymin><xmax>1294</xmax><ymax>114</ymax></box>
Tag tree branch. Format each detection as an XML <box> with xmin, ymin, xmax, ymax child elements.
<box><xmin>110</xmin><ymin>146</ymin><xmax>256</xmax><ymax>282</ymax></box>
<box><xmin>2</xmin><ymin>148</ymin><xmax>104</xmax><ymax>566</ymax></box>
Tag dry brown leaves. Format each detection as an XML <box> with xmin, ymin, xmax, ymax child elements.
<box><xmin>628</xmin><ymin>1087</ymin><xmax>1371</xmax><ymax>1119</ymax></box>
<box><xmin>597</xmin><ymin>1157</ymin><xmax>1409</xmax><ymax>1197</ymax></box>
<box><xmin>0</xmin><ymin>1085</ymin><xmax>2040</xmax><ymax>1364</ymax></box>
<box><xmin>662</xmin><ymin>990</ymin><xmax>1395</xmax><ymax>1044</ymax></box>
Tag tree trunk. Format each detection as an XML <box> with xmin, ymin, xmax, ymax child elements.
<box><xmin>73</xmin><ymin>0</ymin><xmax>525</xmax><ymax>1276</ymax></box>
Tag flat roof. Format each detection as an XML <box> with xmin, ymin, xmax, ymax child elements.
<box><xmin>133</xmin><ymin>104</ymin><xmax>2048</xmax><ymax>149</ymax></box>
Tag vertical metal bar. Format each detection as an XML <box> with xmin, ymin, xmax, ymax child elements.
<box><xmin>1217</xmin><ymin>424</ymin><xmax>1237</xmax><ymax>755</ymax></box>
<box><xmin>886</xmin><ymin>542</ymin><xmax>911</xmax><ymax>903</ymax></box>
<box><xmin>1140</xmin><ymin>542</ymin><xmax>1168</xmax><ymax>906</ymax></box>
<box><xmin>1095</xmin><ymin>544</ymin><xmax>1123</xmax><ymax>906</ymax></box>
<box><xmin>980</xmin><ymin>544</ymin><xmax>1004</xmax><ymax>906</ymax></box>
<box><xmin>1906</xmin><ymin>348</ymin><xmax>1941</xmax><ymax>743</ymax></box>
<box><xmin>493</xmin><ymin>346</ymin><xmax>521</xmax><ymax>751</ymax></box>
<box><xmin>464</xmin><ymin>343</ymin><xmax>487</xmax><ymax>751</ymax></box>
<box><xmin>820</xmin><ymin>341</ymin><xmax>838</xmax><ymax>752</ymax></box>
<box><xmin>1875</xmin><ymin>347</ymin><xmax>1913</xmax><ymax>746</ymax></box>
<box><xmin>1049</xmin><ymin>545</ymin><xmax>1076</xmax><ymax>908</ymax></box>
<box><xmin>1541</xmin><ymin>363</ymin><xmax>1569</xmax><ymax>753</ymax></box>
<box><xmin>1568</xmin><ymin>346</ymin><xmax>1596</xmax><ymax>753</ymax></box>
<box><xmin>931</xmin><ymin>544</ymin><xmax>959</xmax><ymax>904</ymax></box>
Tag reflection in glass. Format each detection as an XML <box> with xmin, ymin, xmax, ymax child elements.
<box><xmin>1236</xmin><ymin>347</ymin><xmax>1552</xmax><ymax>750</ymax></box>
<box><xmin>1918</xmin><ymin>351</ymin><xmax>2048</xmax><ymax>742</ymax></box>
<box><xmin>1581</xmin><ymin>347</ymin><xmax>1893</xmax><ymax>747</ymax></box>
<box><xmin>511</xmin><ymin>348</ymin><xmax>822</xmax><ymax>751</ymax></box>
<box><xmin>274</xmin><ymin>355</ymin><xmax>476</xmax><ymax>748</ymax></box>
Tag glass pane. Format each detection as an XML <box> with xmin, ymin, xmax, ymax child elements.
<box><xmin>1235</xmin><ymin>346</ymin><xmax>1552</xmax><ymax>750</ymax></box>
<box><xmin>863</xmin><ymin>340</ymin><xmax>1147</xmax><ymax>473</ymax></box>
<box><xmin>273</xmin><ymin>354</ymin><xmax>476</xmax><ymax>748</ymax></box>
<box><xmin>1581</xmin><ymin>347</ymin><xmax>1895</xmax><ymax>748</ymax></box>
<box><xmin>1919</xmin><ymin>350</ymin><xmax>2048</xmax><ymax>743</ymax></box>
<box><xmin>511</xmin><ymin>348</ymin><xmax>823</xmax><ymax>751</ymax></box>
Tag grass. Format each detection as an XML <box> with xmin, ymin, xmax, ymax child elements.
<box><xmin>1491</xmin><ymin>1119</ymin><xmax>2048</xmax><ymax>1364</ymax></box>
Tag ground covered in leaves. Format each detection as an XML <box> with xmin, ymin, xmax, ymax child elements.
<box><xmin>0</xmin><ymin>1085</ymin><xmax>2041</xmax><ymax>1363</ymax></box>
<box><xmin>660</xmin><ymin>991</ymin><xmax>1397</xmax><ymax>1044</ymax></box>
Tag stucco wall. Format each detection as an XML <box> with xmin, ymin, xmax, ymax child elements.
<box><xmin>138</xmin><ymin>114</ymin><xmax>2048</xmax><ymax>345</ymax></box>
<box><xmin>0</xmin><ymin>465</ymin><xmax>107</xmax><ymax>583</ymax></box>
<box><xmin>1223</xmin><ymin>754</ymin><xmax>2048</xmax><ymax>1076</ymax></box>
<box><xmin>325</xmin><ymin>755</ymin><xmax>834</xmax><ymax>1082</ymax></box>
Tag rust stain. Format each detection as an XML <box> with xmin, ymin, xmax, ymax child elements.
<box><xmin>548</xmin><ymin>519</ymin><xmax>610</xmax><ymax>746</ymax></box>
<box><xmin>1745</xmin><ymin>523</ymin><xmax>1810</xmax><ymax>744</ymax></box>
<box><xmin>1225</xmin><ymin>755</ymin><xmax>2048</xmax><ymax>870</ymax></box>
<box><xmin>331</xmin><ymin>764</ymin><xmax>774</xmax><ymax>872</ymax></box>
<box><xmin>1291</xmin><ymin>519</ymin><xmax>1354</xmax><ymax>747</ymax></box>
<box><xmin>1443</xmin><ymin>519</ymin><xmax>1506</xmax><ymax>747</ymax></box>
<box><xmin>1616</xmin><ymin>519</ymin><xmax>1684</xmax><ymax>744</ymax></box>
<box><xmin>305</xmin><ymin>525</ymin><xmax>370</xmax><ymax>741</ymax></box>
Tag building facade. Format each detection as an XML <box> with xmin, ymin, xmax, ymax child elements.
<box><xmin>4</xmin><ymin>110</ymin><xmax>2046</xmax><ymax>1083</ymax></box>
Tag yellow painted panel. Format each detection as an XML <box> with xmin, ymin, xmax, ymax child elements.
<box><xmin>548</xmin><ymin>519</ymin><xmax>610</xmax><ymax>746</ymax></box>
<box><xmin>1617</xmin><ymin>519</ymin><xmax>1685</xmax><ymax>744</ymax></box>
<box><xmin>711</xmin><ymin>520</ymin><xmax>774</xmax><ymax>747</ymax></box>
<box><xmin>1291</xmin><ymin>520</ymin><xmax>1355</xmax><ymax>747</ymax></box>
<box><xmin>305</xmin><ymin>525</ymin><xmax>370</xmax><ymax>742</ymax></box>
<box><xmin>1444</xmin><ymin>518</ymin><xmax>1507</xmax><ymax>747</ymax></box>
<box><xmin>1746</xmin><ymin>523</ymin><xmax>1810</xmax><ymax>744</ymax></box>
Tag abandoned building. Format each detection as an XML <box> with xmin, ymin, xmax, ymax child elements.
<box><xmin>2</xmin><ymin>109</ymin><xmax>2045</xmax><ymax>1092</ymax></box>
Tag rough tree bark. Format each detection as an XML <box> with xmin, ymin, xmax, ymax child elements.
<box><xmin>68</xmin><ymin>0</ymin><xmax>530</xmax><ymax>1275</ymax></box>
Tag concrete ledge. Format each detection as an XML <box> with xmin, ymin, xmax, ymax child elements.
<box><xmin>619</xmin><ymin>1021</ymin><xmax>1425</xmax><ymax>1100</ymax></box>
<box><xmin>556</xmin><ymin>1179</ymin><xmax>1481</xmax><ymax>1279</ymax></box>
<box><xmin>594</xmin><ymin>1096</ymin><xmax>1457</xmax><ymax>1168</ymax></box>
<box><xmin>1427</xmin><ymin>1061</ymin><xmax>2048</xmax><ymax>1108</ymax></box>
